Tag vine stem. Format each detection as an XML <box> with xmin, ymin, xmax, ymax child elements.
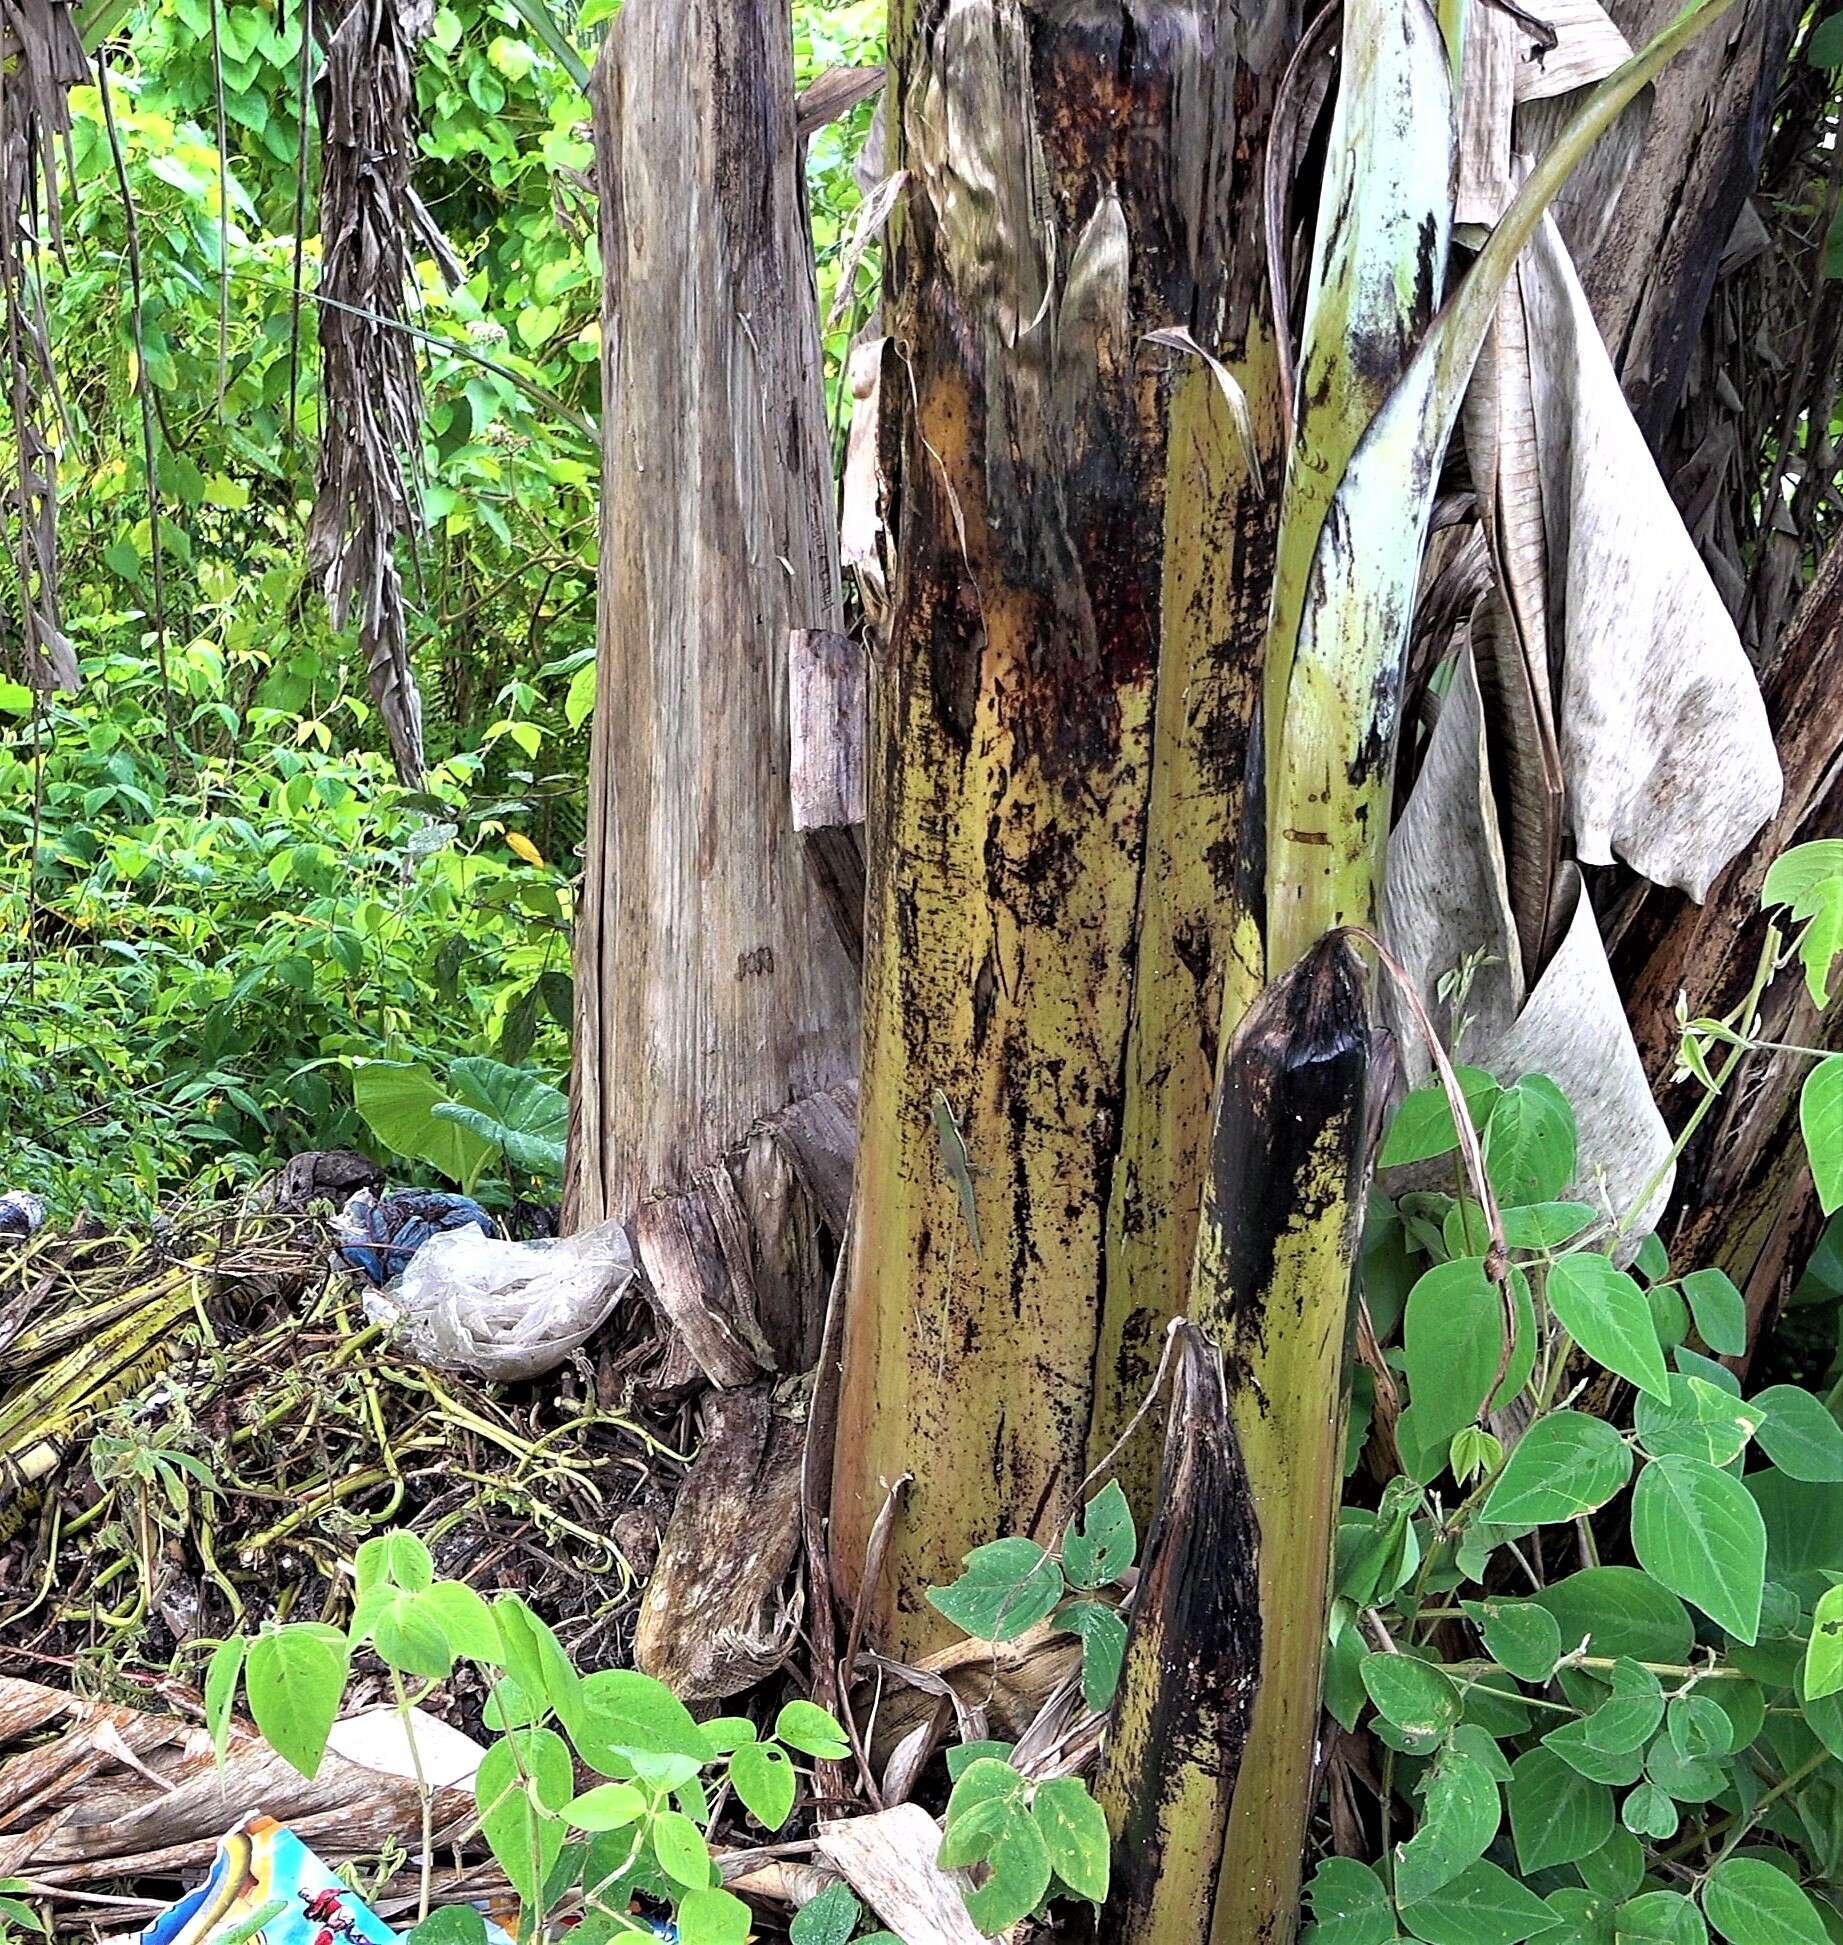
<box><xmin>389</xmin><ymin>1666</ymin><xmax>435</xmax><ymax>1923</ymax></box>
<box><xmin>1612</xmin><ymin>926</ymin><xmax>1783</xmax><ymax>1245</ymax></box>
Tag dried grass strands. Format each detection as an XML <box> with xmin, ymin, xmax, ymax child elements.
<box><xmin>0</xmin><ymin>0</ymin><xmax>84</xmax><ymax>695</ymax></box>
<box><xmin>307</xmin><ymin>0</ymin><xmax>453</xmax><ymax>784</ymax></box>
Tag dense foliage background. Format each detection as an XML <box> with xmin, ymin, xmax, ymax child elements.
<box><xmin>0</xmin><ymin>0</ymin><xmax>882</xmax><ymax>1217</ymax></box>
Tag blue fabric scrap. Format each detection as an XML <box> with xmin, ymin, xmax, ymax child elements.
<box><xmin>333</xmin><ymin>1187</ymin><xmax>498</xmax><ymax>1287</ymax></box>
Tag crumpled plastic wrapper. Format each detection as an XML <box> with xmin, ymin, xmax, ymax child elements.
<box><xmin>138</xmin><ymin>1815</ymin><xmax>407</xmax><ymax>1945</ymax></box>
<box><xmin>364</xmin><ymin>1218</ymin><xmax>637</xmax><ymax>1381</ymax></box>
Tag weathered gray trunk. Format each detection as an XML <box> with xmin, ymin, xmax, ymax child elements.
<box><xmin>568</xmin><ymin>0</ymin><xmax>861</xmax><ymax>1685</ymax></box>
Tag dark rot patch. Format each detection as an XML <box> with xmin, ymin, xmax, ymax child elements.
<box><xmin>1102</xmin><ymin>1327</ymin><xmax>1261</xmax><ymax>1933</ymax></box>
<box><xmin>1203</xmin><ymin>936</ymin><xmax>1371</xmax><ymax>1339</ymax></box>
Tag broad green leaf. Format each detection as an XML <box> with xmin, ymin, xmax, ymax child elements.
<box><xmin>1799</xmin><ymin>1058</ymin><xmax>1843</xmax><ymax>1215</ymax></box>
<box><xmin>1546</xmin><ymin>1254</ymin><xmax>1669</xmax><ymax>1402</ymax></box>
<box><xmin>1709</xmin><ymin>1675</ymin><xmax>1766</xmax><ymax>1752</ymax></box>
<box><xmin>1062</xmin><ymin>1480</ymin><xmax>1136</xmax><ymax>1588</ymax></box>
<box><xmin>439</xmin><ymin>1057</ymin><xmax>570</xmax><ymax>1180</ymax></box>
<box><xmin>729</xmin><ymin>1739</ymin><xmax>796</xmax><ymax>1831</ymax></box>
<box><xmin>565</xmin><ymin>1782</ymin><xmax>645</xmax><ymax>1830</ymax></box>
<box><xmin>1361</xmin><ymin>1652</ymin><xmax>1461</xmax><ymax>1744</ymax></box>
<box><xmin>1764</xmin><ymin>843</ymin><xmax>1843</xmax><ymax>1007</ymax></box>
<box><xmin>1748</xmin><ymin>1470</ymin><xmax>1843</xmax><ymax>1599</ymax></box>
<box><xmin>1031</xmin><ymin>1776</ymin><xmax>1109</xmax><ymax>1903</ymax></box>
<box><xmin>1642</xmin><ymin>1735</ymin><xmax>1725</xmax><ymax>1805</ymax></box>
<box><xmin>968</xmin><ymin>1808</ymin><xmax>1053</xmax><ymax>1934</ymax></box>
<box><xmin>943</xmin><ymin>1756</ymin><xmax>1028</xmax><ymax>1825</ymax></box>
<box><xmin>1749</xmin><ymin>1385</ymin><xmax>1843</xmax><ymax>1482</ymax></box>
<box><xmin>1810</xmin><ymin>13</ymin><xmax>1843</xmax><ymax>65</ymax></box>
<box><xmin>1680</xmin><ymin>1268</ymin><xmax>1748</xmax><ymax>1358</ymax></box>
<box><xmin>580</xmin><ymin>1668</ymin><xmax>712</xmax><ymax>1768</ymax></box>
<box><xmin>495</xmin><ymin>1597</ymin><xmax>582</xmax><ymax>1737</ymax></box>
<box><xmin>1617</xmin><ymin>1891</ymin><xmax>1708</xmax><ymax>1945</ymax></box>
<box><xmin>1509</xmin><ymin>1747</ymin><xmax>1613</xmax><ymax>1871</ymax></box>
<box><xmin>1577</xmin><ymin>1830</ymin><xmax>1645</xmax><ymax>1901</ymax></box>
<box><xmin>1803</xmin><ymin>1582</ymin><xmax>1843</xmax><ymax>1701</ymax></box>
<box><xmin>1396</xmin><ymin>1747</ymin><xmax>1499</xmax><ymax>1902</ymax></box>
<box><xmin>1304</xmin><ymin>1858</ymin><xmax>1395</xmax><ymax>1945</ymax></box>
<box><xmin>1445</xmin><ymin>1200</ymin><xmax>1494</xmax><ymax>1258</ymax></box>
<box><xmin>650</xmin><ymin>1808</ymin><xmax>713</xmax><ymax>1889</ymax></box>
<box><xmin>1620</xmin><ymin>1781</ymin><xmax>1678</xmax><ymax>1841</ymax></box>
<box><xmin>1339</xmin><ymin>1478</ymin><xmax>1424</xmax><ymax>1605</ymax></box>
<box><xmin>475</xmin><ymin>1727</ymin><xmax>571</xmax><ymax>1913</ymax></box>
<box><xmin>1398</xmin><ymin>1858</ymin><xmax>1562</xmax><ymax>1945</ymax></box>
<box><xmin>1647</xmin><ymin>1282</ymin><xmax>1691</xmax><ymax>1355</ymax></box>
<box><xmin>675</xmin><ymin>1889</ymin><xmax>753</xmax><ymax>1945</ymax></box>
<box><xmin>927</xmin><ymin>1539</ymin><xmax>1063</xmax><ymax>1642</ymax></box>
<box><xmin>1451</xmin><ymin>1723</ymin><xmax>1513</xmax><ymax>1781</ymax></box>
<box><xmin>1665</xmin><ymin>1694</ymin><xmax>1733</xmax><ymax>1762</ymax></box>
<box><xmin>1542</xmin><ymin>1888</ymin><xmax>1615</xmax><ymax>1945</ymax></box>
<box><xmin>563</xmin><ymin>657</ymin><xmax>597</xmax><ymax>731</ymax></box>
<box><xmin>1579</xmin><ymin>1661</ymin><xmax>1665</xmax><ymax>1755</ymax></box>
<box><xmin>1676</xmin><ymin>1347</ymin><xmax>1743</xmax><ymax>1396</ymax></box>
<box><xmin>1482</xmin><ymin>1413</ymin><xmax>1633</xmax><ymax>1526</ymax></box>
<box><xmin>1463</xmin><ymin>1598</ymin><xmax>1562</xmax><ymax>1682</ymax></box>
<box><xmin>355</xmin><ymin>1529</ymin><xmax>434</xmax><ymax>1594</ymax></box>
<box><xmin>789</xmin><ymin>1885</ymin><xmax>862</xmax><ymax>1945</ymax></box>
<box><xmin>1630</xmin><ymin>1454</ymin><xmax>1767</xmax><ymax>1643</ymax></box>
<box><xmin>1059</xmin><ymin>1599</ymin><xmax>1128</xmax><ymax>1712</ymax></box>
<box><xmin>372</xmin><ymin>1589</ymin><xmax>455</xmax><ymax>1680</ymax></box>
<box><xmin>1702</xmin><ymin>1859</ymin><xmax>1830</xmax><ymax>1945</ymax></box>
<box><xmin>1486</xmin><ymin>1077</ymin><xmax>1578</xmax><ymax>1206</ymax></box>
<box><xmin>1502</xmin><ymin>1203</ymin><xmax>1597</xmax><ymax>1250</ymax></box>
<box><xmin>419</xmin><ymin>1579</ymin><xmax>503</xmax><ymax>1664</ymax></box>
<box><xmin>938</xmin><ymin>1782</ymin><xmax>1052</xmax><ymax>1935</ymax></box>
<box><xmin>1532</xmin><ymin>1569</ymin><xmax>1695</xmax><ymax>1664</ymax></box>
<box><xmin>352</xmin><ymin>1060</ymin><xmax>496</xmax><ymax>1189</ymax></box>
<box><xmin>1634</xmin><ymin>1376</ymin><xmax>1760</xmax><ymax>1467</ymax></box>
<box><xmin>245</xmin><ymin>1624</ymin><xmax>350</xmax><ymax>1780</ymax></box>
<box><xmin>1381</xmin><ymin>1070</ymin><xmax>1501</xmax><ymax>1167</ymax></box>
<box><xmin>1541</xmin><ymin>1718</ymin><xmax>1645</xmax><ymax>1788</ymax></box>
<box><xmin>404</xmin><ymin>1913</ymin><xmax>488</xmax><ymax>1945</ymax></box>
<box><xmin>204</xmin><ymin>1636</ymin><xmax>244</xmax><ymax>1770</ymax></box>
<box><xmin>945</xmin><ymin>1739</ymin><xmax>1016</xmax><ymax>1782</ymax></box>
<box><xmin>1402</xmin><ymin>1257</ymin><xmax>1512</xmax><ymax>1449</ymax></box>
<box><xmin>774</xmin><ymin>1699</ymin><xmax>850</xmax><ymax>1760</ymax></box>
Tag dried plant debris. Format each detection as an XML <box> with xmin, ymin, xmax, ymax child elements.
<box><xmin>0</xmin><ymin>1211</ymin><xmax>684</xmax><ymax>1711</ymax></box>
<box><xmin>0</xmin><ymin>0</ymin><xmax>86</xmax><ymax>694</ymax></box>
<box><xmin>307</xmin><ymin>0</ymin><xmax>460</xmax><ymax>783</ymax></box>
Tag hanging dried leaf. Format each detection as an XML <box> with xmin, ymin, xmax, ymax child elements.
<box><xmin>1488</xmin><ymin>865</ymin><xmax>1675</xmax><ymax>1240</ymax></box>
<box><xmin>307</xmin><ymin>0</ymin><xmax>456</xmax><ymax>783</ymax></box>
<box><xmin>1517</xmin><ymin>211</ymin><xmax>1780</xmax><ymax>898</ymax></box>
<box><xmin>1382</xmin><ymin>635</ymin><xmax>1525</xmax><ymax>1064</ymax></box>
<box><xmin>1384</xmin><ymin>667</ymin><xmax>1671</xmax><ymax>1244</ymax></box>
<box><xmin>1463</xmin><ymin>244</ymin><xmax>1566</xmax><ymax>975</ymax></box>
<box><xmin>0</xmin><ymin>0</ymin><xmax>86</xmax><ymax>694</ymax></box>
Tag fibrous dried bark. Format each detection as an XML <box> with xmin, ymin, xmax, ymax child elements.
<box><xmin>308</xmin><ymin>0</ymin><xmax>456</xmax><ymax>783</ymax></box>
<box><xmin>0</xmin><ymin>0</ymin><xmax>85</xmax><ymax>694</ymax></box>
<box><xmin>633</xmin><ymin>1384</ymin><xmax>806</xmax><ymax>1702</ymax></box>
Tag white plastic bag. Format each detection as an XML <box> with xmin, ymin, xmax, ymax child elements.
<box><xmin>366</xmin><ymin>1218</ymin><xmax>637</xmax><ymax>1381</ymax></box>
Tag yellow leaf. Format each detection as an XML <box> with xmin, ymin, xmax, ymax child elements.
<box><xmin>506</xmin><ymin>832</ymin><xmax>545</xmax><ymax>868</ymax></box>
